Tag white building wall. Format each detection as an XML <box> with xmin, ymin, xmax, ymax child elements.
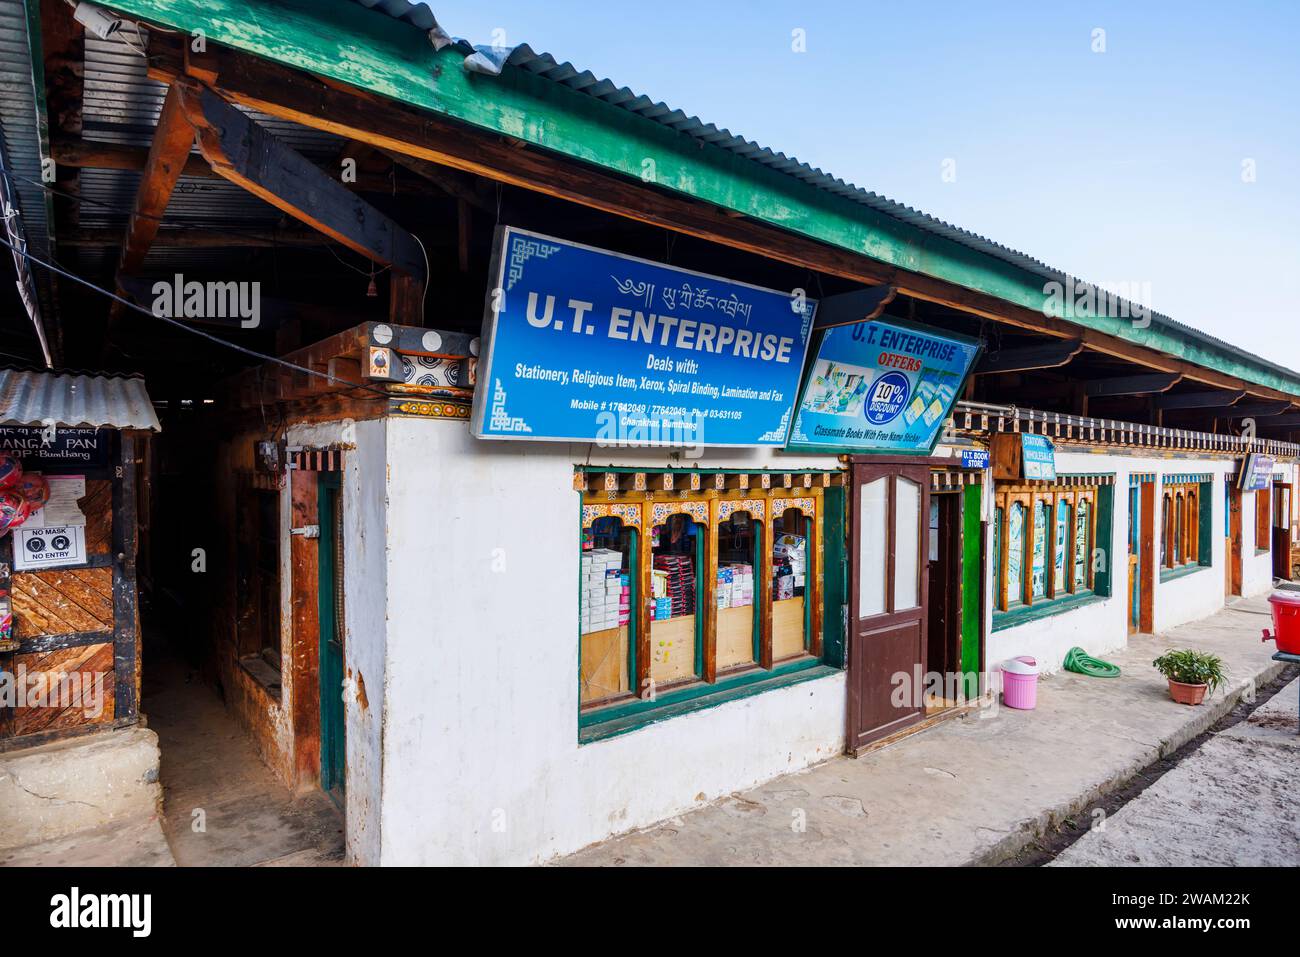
<box><xmin>285</xmin><ymin>418</ymin><xmax>390</xmax><ymax>866</ymax></box>
<box><xmin>374</xmin><ymin>416</ymin><xmax>845</xmax><ymax>865</ymax></box>
<box><xmin>986</xmin><ymin>452</ymin><xmax>1238</xmax><ymax>673</ymax></box>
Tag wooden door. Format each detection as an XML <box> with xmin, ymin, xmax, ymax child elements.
<box><xmin>317</xmin><ymin>473</ymin><xmax>346</xmax><ymax>797</ymax></box>
<box><xmin>1127</xmin><ymin>486</ymin><xmax>1140</xmax><ymax>634</ymax></box>
<box><xmin>1228</xmin><ymin>481</ymin><xmax>1243</xmax><ymax>597</ymax></box>
<box><xmin>848</xmin><ymin>462</ymin><xmax>929</xmax><ymax>752</ymax></box>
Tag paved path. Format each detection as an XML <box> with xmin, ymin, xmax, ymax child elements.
<box><xmin>146</xmin><ymin>647</ymin><xmax>345</xmax><ymax>867</ymax></box>
<box><xmin>562</xmin><ymin>596</ymin><xmax>1287</xmax><ymax>866</ymax></box>
<box><xmin>1051</xmin><ymin>676</ymin><xmax>1300</xmax><ymax>866</ymax></box>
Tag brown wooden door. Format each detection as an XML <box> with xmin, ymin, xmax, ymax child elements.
<box><xmin>848</xmin><ymin>461</ymin><xmax>929</xmax><ymax>752</ymax></box>
<box><xmin>1229</xmin><ymin>482</ymin><xmax>1243</xmax><ymax>596</ymax></box>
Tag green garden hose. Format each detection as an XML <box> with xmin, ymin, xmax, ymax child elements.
<box><xmin>1063</xmin><ymin>646</ymin><xmax>1122</xmax><ymax>678</ymax></box>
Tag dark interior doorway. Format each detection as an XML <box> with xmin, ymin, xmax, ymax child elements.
<box><xmin>926</xmin><ymin>492</ymin><xmax>962</xmax><ymax>710</ymax></box>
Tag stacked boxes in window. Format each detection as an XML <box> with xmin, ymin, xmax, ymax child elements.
<box><xmin>580</xmin><ymin>548</ymin><xmax>623</xmax><ymax>634</ymax></box>
<box><xmin>726</xmin><ymin>563</ymin><xmax>754</xmax><ymax>607</ymax></box>
<box><xmin>653</xmin><ymin>554</ymin><xmax>695</xmax><ymax>619</ymax></box>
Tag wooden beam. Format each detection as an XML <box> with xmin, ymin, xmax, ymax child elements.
<box><xmin>1208</xmin><ymin>400</ymin><xmax>1294</xmax><ymax>418</ymax></box>
<box><xmin>812</xmin><ymin>285</ymin><xmax>897</xmax><ymax>330</ymax></box>
<box><xmin>116</xmin><ymin>84</ymin><xmax>196</xmax><ymax>279</ymax></box>
<box><xmin>1085</xmin><ymin>373</ymin><xmax>1182</xmax><ymax>397</ymax></box>
<box><xmin>146</xmin><ymin>41</ymin><xmax>1294</xmax><ymax>401</ymax></box>
<box><xmin>1155</xmin><ymin>389</ymin><xmax>1246</xmax><ymax>410</ymax></box>
<box><xmin>975</xmin><ymin>338</ymin><xmax>1083</xmax><ymax>375</ymax></box>
<box><xmin>1259</xmin><ymin>413</ymin><xmax>1300</xmax><ymax>429</ymax></box>
<box><xmin>54</xmin><ymin>134</ymin><xmax>217</xmax><ymax>180</ymax></box>
<box><xmin>177</xmin><ymin>84</ymin><xmax>427</xmax><ymax>279</ymax></box>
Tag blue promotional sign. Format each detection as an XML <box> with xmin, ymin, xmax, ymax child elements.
<box><xmin>1021</xmin><ymin>434</ymin><xmax>1056</xmax><ymax>481</ymax></box>
<box><xmin>960</xmin><ymin>448</ymin><xmax>990</xmax><ymax>470</ymax></box>
<box><xmin>786</xmin><ymin>319</ymin><xmax>980</xmax><ymax>454</ymax></box>
<box><xmin>1239</xmin><ymin>453</ymin><xmax>1274</xmax><ymax>492</ymax></box>
<box><xmin>471</xmin><ymin>227</ymin><xmax>815</xmax><ymax>446</ymax></box>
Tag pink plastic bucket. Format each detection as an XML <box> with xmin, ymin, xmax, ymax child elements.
<box><xmin>1001</xmin><ymin>656</ymin><xmax>1038</xmax><ymax>710</ymax></box>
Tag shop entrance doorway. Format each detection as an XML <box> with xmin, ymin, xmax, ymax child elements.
<box><xmin>925</xmin><ymin>487</ymin><xmax>982</xmax><ymax>708</ymax></box>
<box><xmin>1272</xmin><ymin>483</ymin><xmax>1292</xmax><ymax>581</ymax></box>
<box><xmin>847</xmin><ymin>460</ymin><xmax>930</xmax><ymax>751</ymax></box>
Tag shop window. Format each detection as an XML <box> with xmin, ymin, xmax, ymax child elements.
<box><xmin>1162</xmin><ymin>482</ymin><xmax>1203</xmax><ymax>570</ymax></box>
<box><xmin>1073</xmin><ymin>498</ymin><xmax>1091</xmax><ymax>590</ymax></box>
<box><xmin>1005</xmin><ymin>501</ymin><xmax>1026</xmax><ymax>607</ymax></box>
<box><xmin>772</xmin><ymin>507</ymin><xmax>809</xmax><ymax>661</ymax></box>
<box><xmin>1255</xmin><ymin>487</ymin><xmax>1272</xmax><ymax>554</ymax></box>
<box><xmin>651</xmin><ymin>513</ymin><xmax>701</xmax><ymax>686</ymax></box>
<box><xmin>716</xmin><ymin>511</ymin><xmax>758</xmax><ymax>671</ymax></box>
<box><xmin>1031</xmin><ymin>500</ymin><xmax>1049</xmax><ymax>599</ymax></box>
<box><xmin>580</xmin><ymin>517</ymin><xmax>635</xmax><ymax>705</ymax></box>
<box><xmin>577</xmin><ymin>479</ymin><xmax>835</xmax><ymax>733</ymax></box>
<box><xmin>994</xmin><ymin>484</ymin><xmax>1100</xmax><ymax>617</ymax></box>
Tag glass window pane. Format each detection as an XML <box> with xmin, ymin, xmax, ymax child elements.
<box><xmin>858</xmin><ymin>478</ymin><xmax>887</xmax><ymax>616</ymax></box>
<box><xmin>716</xmin><ymin>512</ymin><xmax>757</xmax><ymax>670</ymax></box>
<box><xmin>1031</xmin><ymin>502</ymin><xmax>1048</xmax><ymax>599</ymax></box>
<box><xmin>1054</xmin><ymin>500</ymin><xmax>1070</xmax><ymax>593</ymax></box>
<box><xmin>581</xmin><ymin>518</ymin><xmax>633</xmax><ymax>703</ymax></box>
<box><xmin>1074</xmin><ymin>501</ymin><xmax>1089</xmax><ymax>588</ymax></box>
<box><xmin>772</xmin><ymin>509</ymin><xmax>808</xmax><ymax>660</ymax></box>
<box><xmin>1175</xmin><ymin>493</ymin><xmax>1183</xmax><ymax>563</ymax></box>
<box><xmin>894</xmin><ymin>478</ymin><xmax>921</xmax><ymax>610</ymax></box>
<box><xmin>650</xmin><ymin>514</ymin><xmax>699</xmax><ymax>685</ymax></box>
<box><xmin>1007</xmin><ymin>503</ymin><xmax>1025</xmax><ymax>606</ymax></box>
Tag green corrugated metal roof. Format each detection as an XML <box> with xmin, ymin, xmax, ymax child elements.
<box><xmin>98</xmin><ymin>0</ymin><xmax>1300</xmax><ymax>399</ymax></box>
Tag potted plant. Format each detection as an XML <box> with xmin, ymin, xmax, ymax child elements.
<box><xmin>1152</xmin><ymin>649</ymin><xmax>1226</xmax><ymax>705</ymax></box>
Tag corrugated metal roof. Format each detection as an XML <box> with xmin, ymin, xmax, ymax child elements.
<box><xmin>351</xmin><ymin>1</ymin><xmax>1300</xmax><ymax>388</ymax></box>
<box><xmin>78</xmin><ymin>30</ymin><xmax>345</xmax><ymax>272</ymax></box>
<box><xmin>0</xmin><ymin>368</ymin><xmax>162</xmax><ymax>430</ymax></box>
<box><xmin>0</xmin><ymin>0</ymin><xmax>50</xmax><ymax>263</ymax></box>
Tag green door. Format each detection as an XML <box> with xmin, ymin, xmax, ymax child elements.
<box><xmin>318</xmin><ymin>473</ymin><xmax>346</xmax><ymax>797</ymax></box>
<box><xmin>959</xmin><ymin>484</ymin><xmax>982</xmax><ymax>698</ymax></box>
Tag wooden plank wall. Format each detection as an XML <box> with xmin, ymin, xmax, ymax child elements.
<box><xmin>0</xmin><ymin>433</ymin><xmax>141</xmax><ymax>749</ymax></box>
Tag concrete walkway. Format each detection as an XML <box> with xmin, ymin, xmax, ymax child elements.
<box><xmin>1051</xmin><ymin>676</ymin><xmax>1300</xmax><ymax>866</ymax></box>
<box><xmin>562</xmin><ymin>595</ymin><xmax>1288</xmax><ymax>866</ymax></box>
<box><xmin>146</xmin><ymin>649</ymin><xmax>345</xmax><ymax>867</ymax></box>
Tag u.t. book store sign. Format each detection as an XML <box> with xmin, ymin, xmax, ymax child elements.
<box><xmin>471</xmin><ymin>227</ymin><xmax>978</xmax><ymax>453</ymax></box>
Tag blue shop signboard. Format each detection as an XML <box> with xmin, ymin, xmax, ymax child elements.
<box><xmin>785</xmin><ymin>319</ymin><xmax>980</xmax><ymax>454</ymax></box>
<box><xmin>471</xmin><ymin>227</ymin><xmax>816</xmax><ymax>446</ymax></box>
<box><xmin>1239</xmin><ymin>453</ymin><xmax>1274</xmax><ymax>492</ymax></box>
<box><xmin>1021</xmin><ymin>434</ymin><xmax>1056</xmax><ymax>481</ymax></box>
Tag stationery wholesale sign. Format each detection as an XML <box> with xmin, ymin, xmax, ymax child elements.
<box><xmin>786</xmin><ymin>319</ymin><xmax>979</xmax><ymax>453</ymax></box>
<box><xmin>471</xmin><ymin>227</ymin><xmax>816</xmax><ymax>446</ymax></box>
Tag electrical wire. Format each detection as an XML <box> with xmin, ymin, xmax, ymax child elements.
<box><xmin>0</xmin><ymin>231</ymin><xmax>394</xmax><ymax>400</ymax></box>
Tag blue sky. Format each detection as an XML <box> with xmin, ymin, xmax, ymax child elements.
<box><xmin>428</xmin><ymin>1</ymin><xmax>1300</xmax><ymax>372</ymax></box>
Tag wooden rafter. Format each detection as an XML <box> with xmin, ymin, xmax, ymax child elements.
<box><xmin>116</xmin><ymin>84</ymin><xmax>195</xmax><ymax>279</ymax></box>
<box><xmin>178</xmin><ymin>84</ymin><xmax>426</xmax><ymax>279</ymax></box>
<box><xmin>975</xmin><ymin>338</ymin><xmax>1083</xmax><ymax>375</ymax></box>
<box><xmin>1156</xmin><ymin>389</ymin><xmax>1246</xmax><ymax>410</ymax></box>
<box><xmin>1085</xmin><ymin>373</ymin><xmax>1182</xmax><ymax>397</ymax></box>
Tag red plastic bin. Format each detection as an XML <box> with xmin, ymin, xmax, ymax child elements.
<box><xmin>1263</xmin><ymin>590</ymin><xmax>1300</xmax><ymax>655</ymax></box>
